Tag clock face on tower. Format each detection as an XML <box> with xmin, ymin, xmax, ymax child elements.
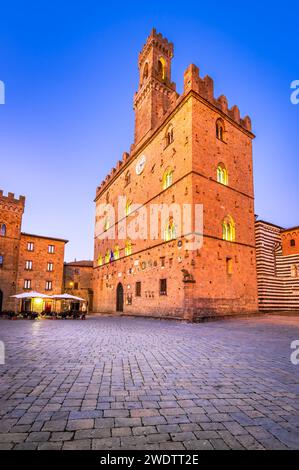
<box><xmin>135</xmin><ymin>155</ymin><xmax>146</xmax><ymax>175</ymax></box>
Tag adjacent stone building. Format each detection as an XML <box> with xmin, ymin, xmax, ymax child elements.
<box><xmin>93</xmin><ymin>29</ymin><xmax>258</xmax><ymax>320</ymax></box>
<box><xmin>256</xmin><ymin>220</ymin><xmax>299</xmax><ymax>311</ymax></box>
<box><xmin>64</xmin><ymin>260</ymin><xmax>93</xmax><ymax>311</ymax></box>
<box><xmin>0</xmin><ymin>190</ymin><xmax>67</xmax><ymax>312</ymax></box>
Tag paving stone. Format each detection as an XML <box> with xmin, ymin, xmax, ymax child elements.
<box><xmin>50</xmin><ymin>431</ymin><xmax>74</xmax><ymax>442</ymax></box>
<box><xmin>183</xmin><ymin>439</ymin><xmax>214</xmax><ymax>450</ymax></box>
<box><xmin>42</xmin><ymin>420</ymin><xmax>67</xmax><ymax>432</ymax></box>
<box><xmin>92</xmin><ymin>437</ymin><xmax>121</xmax><ymax>450</ymax></box>
<box><xmin>66</xmin><ymin>419</ymin><xmax>94</xmax><ymax>431</ymax></box>
<box><xmin>63</xmin><ymin>439</ymin><xmax>91</xmax><ymax>450</ymax></box>
<box><xmin>74</xmin><ymin>428</ymin><xmax>111</xmax><ymax>439</ymax></box>
<box><xmin>26</xmin><ymin>432</ymin><xmax>50</xmax><ymax>442</ymax></box>
<box><xmin>38</xmin><ymin>442</ymin><xmax>63</xmax><ymax>450</ymax></box>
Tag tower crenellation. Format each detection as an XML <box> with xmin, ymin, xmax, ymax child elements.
<box><xmin>95</xmin><ymin>31</ymin><xmax>253</xmax><ymax>199</ymax></box>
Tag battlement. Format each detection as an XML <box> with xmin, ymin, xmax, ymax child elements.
<box><xmin>95</xmin><ymin>34</ymin><xmax>253</xmax><ymax>200</ymax></box>
<box><xmin>139</xmin><ymin>28</ymin><xmax>174</xmax><ymax>66</ymax></box>
<box><xmin>0</xmin><ymin>189</ymin><xmax>25</xmax><ymax>206</ymax></box>
<box><xmin>183</xmin><ymin>64</ymin><xmax>252</xmax><ymax>132</ymax></box>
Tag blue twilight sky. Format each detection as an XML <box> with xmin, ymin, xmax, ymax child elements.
<box><xmin>0</xmin><ymin>1</ymin><xmax>298</xmax><ymax>261</ymax></box>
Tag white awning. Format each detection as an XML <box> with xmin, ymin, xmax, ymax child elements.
<box><xmin>11</xmin><ymin>291</ymin><xmax>50</xmax><ymax>299</ymax></box>
<box><xmin>51</xmin><ymin>293</ymin><xmax>85</xmax><ymax>301</ymax></box>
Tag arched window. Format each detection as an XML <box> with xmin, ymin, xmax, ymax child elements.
<box><xmin>125</xmin><ymin>240</ymin><xmax>132</xmax><ymax>257</ymax></box>
<box><xmin>158</xmin><ymin>57</ymin><xmax>166</xmax><ymax>81</ymax></box>
<box><xmin>97</xmin><ymin>254</ymin><xmax>103</xmax><ymax>266</ymax></box>
<box><xmin>125</xmin><ymin>200</ymin><xmax>132</xmax><ymax>216</ymax></box>
<box><xmin>163</xmin><ymin>218</ymin><xmax>176</xmax><ymax>242</ymax></box>
<box><xmin>104</xmin><ymin>218</ymin><xmax>110</xmax><ymax>231</ymax></box>
<box><xmin>114</xmin><ymin>245</ymin><xmax>120</xmax><ymax>260</ymax></box>
<box><xmin>291</xmin><ymin>265</ymin><xmax>298</xmax><ymax>278</ymax></box>
<box><xmin>290</xmin><ymin>239</ymin><xmax>296</xmax><ymax>247</ymax></box>
<box><xmin>105</xmin><ymin>249</ymin><xmax>110</xmax><ymax>264</ymax></box>
<box><xmin>216</xmin><ymin>118</ymin><xmax>225</xmax><ymax>142</ymax></box>
<box><xmin>217</xmin><ymin>163</ymin><xmax>228</xmax><ymax>185</ymax></box>
<box><xmin>165</xmin><ymin>124</ymin><xmax>174</xmax><ymax>147</ymax></box>
<box><xmin>0</xmin><ymin>224</ymin><xmax>6</xmax><ymax>237</ymax></box>
<box><xmin>162</xmin><ymin>168</ymin><xmax>173</xmax><ymax>190</ymax></box>
<box><xmin>125</xmin><ymin>171</ymin><xmax>131</xmax><ymax>186</ymax></box>
<box><xmin>143</xmin><ymin>63</ymin><xmax>148</xmax><ymax>81</ymax></box>
<box><xmin>222</xmin><ymin>216</ymin><xmax>235</xmax><ymax>242</ymax></box>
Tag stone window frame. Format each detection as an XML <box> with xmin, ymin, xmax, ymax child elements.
<box><xmin>216</xmin><ymin>118</ymin><xmax>226</xmax><ymax>143</ymax></box>
<box><xmin>47</xmin><ymin>262</ymin><xmax>54</xmax><ymax>272</ymax></box>
<box><xmin>159</xmin><ymin>278</ymin><xmax>167</xmax><ymax>296</ymax></box>
<box><xmin>25</xmin><ymin>260</ymin><xmax>33</xmax><ymax>271</ymax></box>
<box><xmin>0</xmin><ymin>223</ymin><xmax>6</xmax><ymax>237</ymax></box>
<box><xmin>27</xmin><ymin>242</ymin><xmax>34</xmax><ymax>252</ymax></box>
<box><xmin>45</xmin><ymin>280</ymin><xmax>53</xmax><ymax>291</ymax></box>
<box><xmin>135</xmin><ymin>281</ymin><xmax>141</xmax><ymax>297</ymax></box>
<box><xmin>24</xmin><ymin>279</ymin><xmax>31</xmax><ymax>290</ymax></box>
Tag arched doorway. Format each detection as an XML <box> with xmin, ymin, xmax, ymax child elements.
<box><xmin>0</xmin><ymin>290</ymin><xmax>3</xmax><ymax>312</ymax></box>
<box><xmin>116</xmin><ymin>283</ymin><xmax>124</xmax><ymax>312</ymax></box>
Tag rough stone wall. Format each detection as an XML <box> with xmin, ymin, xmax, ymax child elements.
<box><xmin>0</xmin><ymin>191</ymin><xmax>25</xmax><ymax>311</ymax></box>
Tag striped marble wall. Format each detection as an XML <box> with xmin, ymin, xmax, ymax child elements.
<box><xmin>255</xmin><ymin>220</ymin><xmax>299</xmax><ymax>311</ymax></box>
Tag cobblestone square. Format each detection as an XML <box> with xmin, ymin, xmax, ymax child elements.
<box><xmin>0</xmin><ymin>315</ymin><xmax>298</xmax><ymax>450</ymax></box>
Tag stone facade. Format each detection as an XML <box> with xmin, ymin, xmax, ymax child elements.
<box><xmin>64</xmin><ymin>260</ymin><xmax>93</xmax><ymax>311</ymax></box>
<box><xmin>17</xmin><ymin>233</ymin><xmax>67</xmax><ymax>296</ymax></box>
<box><xmin>0</xmin><ymin>189</ymin><xmax>67</xmax><ymax>312</ymax></box>
<box><xmin>256</xmin><ymin>220</ymin><xmax>299</xmax><ymax>311</ymax></box>
<box><xmin>0</xmin><ymin>191</ymin><xmax>25</xmax><ymax>311</ymax></box>
<box><xmin>93</xmin><ymin>30</ymin><xmax>258</xmax><ymax>320</ymax></box>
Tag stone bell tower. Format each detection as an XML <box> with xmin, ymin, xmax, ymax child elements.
<box><xmin>133</xmin><ymin>28</ymin><xmax>178</xmax><ymax>145</ymax></box>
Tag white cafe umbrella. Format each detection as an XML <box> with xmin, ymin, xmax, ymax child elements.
<box><xmin>51</xmin><ymin>293</ymin><xmax>85</xmax><ymax>301</ymax></box>
<box><xmin>11</xmin><ymin>291</ymin><xmax>50</xmax><ymax>299</ymax></box>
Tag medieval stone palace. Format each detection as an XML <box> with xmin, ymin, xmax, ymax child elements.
<box><xmin>93</xmin><ymin>29</ymin><xmax>258</xmax><ymax>320</ymax></box>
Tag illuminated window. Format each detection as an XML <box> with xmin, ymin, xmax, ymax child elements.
<box><xmin>165</xmin><ymin>124</ymin><xmax>174</xmax><ymax>147</ymax></box>
<box><xmin>125</xmin><ymin>200</ymin><xmax>132</xmax><ymax>216</ymax></box>
<box><xmin>114</xmin><ymin>245</ymin><xmax>120</xmax><ymax>260</ymax></box>
<box><xmin>105</xmin><ymin>249</ymin><xmax>110</xmax><ymax>264</ymax></box>
<box><xmin>162</xmin><ymin>168</ymin><xmax>173</xmax><ymax>190</ymax></box>
<box><xmin>104</xmin><ymin>218</ymin><xmax>110</xmax><ymax>231</ymax></box>
<box><xmin>222</xmin><ymin>216</ymin><xmax>235</xmax><ymax>242</ymax></box>
<box><xmin>97</xmin><ymin>254</ymin><xmax>103</xmax><ymax>266</ymax></box>
<box><xmin>164</xmin><ymin>219</ymin><xmax>176</xmax><ymax>242</ymax></box>
<box><xmin>45</xmin><ymin>281</ymin><xmax>52</xmax><ymax>291</ymax></box>
<box><xmin>291</xmin><ymin>265</ymin><xmax>298</xmax><ymax>277</ymax></box>
<box><xmin>216</xmin><ymin>118</ymin><xmax>225</xmax><ymax>142</ymax></box>
<box><xmin>290</xmin><ymin>239</ymin><xmax>296</xmax><ymax>247</ymax></box>
<box><xmin>25</xmin><ymin>260</ymin><xmax>33</xmax><ymax>271</ymax></box>
<box><xmin>217</xmin><ymin>163</ymin><xmax>228</xmax><ymax>185</ymax></box>
<box><xmin>125</xmin><ymin>240</ymin><xmax>132</xmax><ymax>256</ymax></box>
<box><xmin>125</xmin><ymin>171</ymin><xmax>131</xmax><ymax>186</ymax></box>
<box><xmin>48</xmin><ymin>245</ymin><xmax>55</xmax><ymax>254</ymax></box>
<box><xmin>226</xmin><ymin>257</ymin><xmax>233</xmax><ymax>275</ymax></box>
<box><xmin>0</xmin><ymin>224</ymin><xmax>6</xmax><ymax>236</ymax></box>
<box><xmin>158</xmin><ymin>57</ymin><xmax>166</xmax><ymax>81</ymax></box>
